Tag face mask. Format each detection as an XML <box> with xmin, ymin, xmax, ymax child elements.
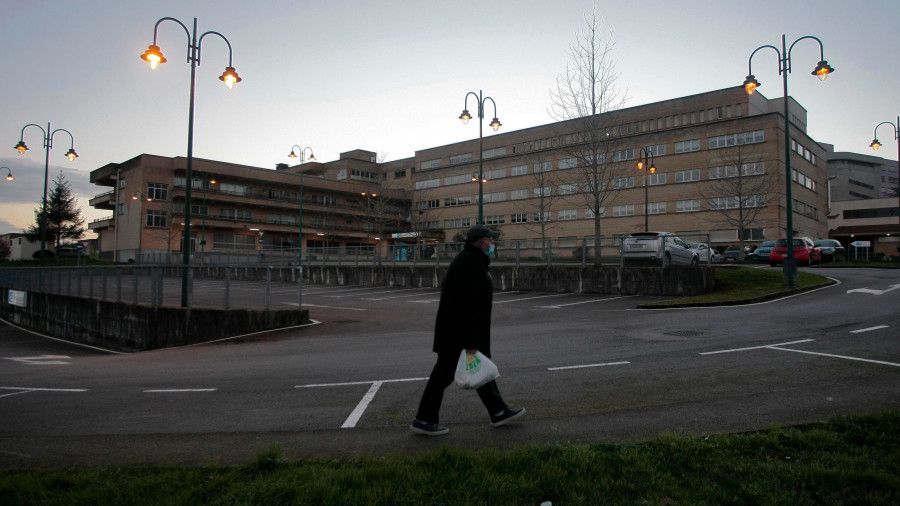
<box><xmin>486</xmin><ymin>244</ymin><xmax>495</xmax><ymax>257</ymax></box>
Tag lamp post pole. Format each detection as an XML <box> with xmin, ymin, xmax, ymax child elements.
<box><xmin>459</xmin><ymin>90</ymin><xmax>501</xmax><ymax>225</ymax></box>
<box><xmin>141</xmin><ymin>16</ymin><xmax>241</xmax><ymax>307</ymax></box>
<box><xmin>362</xmin><ymin>191</ymin><xmax>377</xmax><ymax>261</ymax></box>
<box><xmin>869</xmin><ymin>117</ymin><xmax>900</xmax><ymax>252</ymax></box>
<box><xmin>131</xmin><ymin>192</ymin><xmax>151</xmax><ymax>263</ymax></box>
<box><xmin>743</xmin><ymin>34</ymin><xmax>834</xmax><ymax>289</ymax></box>
<box><xmin>14</xmin><ymin>123</ymin><xmax>78</xmax><ymax>266</ymax></box>
<box><xmin>287</xmin><ymin>146</ymin><xmax>315</xmax><ymax>309</ymax></box>
<box><xmin>637</xmin><ymin>147</ymin><xmax>657</xmax><ymax>233</ymax></box>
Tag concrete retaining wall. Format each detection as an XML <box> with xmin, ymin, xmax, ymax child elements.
<box><xmin>0</xmin><ymin>290</ymin><xmax>309</xmax><ymax>353</ymax></box>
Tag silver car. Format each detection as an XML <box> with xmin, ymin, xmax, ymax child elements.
<box><xmin>688</xmin><ymin>242</ymin><xmax>721</xmax><ymax>264</ymax></box>
<box><xmin>622</xmin><ymin>232</ymin><xmax>699</xmax><ymax>267</ymax></box>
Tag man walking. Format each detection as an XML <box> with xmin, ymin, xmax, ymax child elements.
<box><xmin>410</xmin><ymin>225</ymin><xmax>525</xmax><ymax>435</ymax></box>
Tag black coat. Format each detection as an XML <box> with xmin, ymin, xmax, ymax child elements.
<box><xmin>432</xmin><ymin>243</ymin><xmax>494</xmax><ymax>356</ymax></box>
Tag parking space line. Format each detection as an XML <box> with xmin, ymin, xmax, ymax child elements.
<box><xmin>285</xmin><ymin>303</ymin><xmax>367</xmax><ymax>311</ymax></box>
<box><xmin>700</xmin><ymin>339</ymin><xmax>814</xmax><ymax>355</ymax></box>
<box><xmin>850</xmin><ymin>325</ymin><xmax>889</xmax><ymax>334</ymax></box>
<box><xmin>767</xmin><ymin>347</ymin><xmax>900</xmax><ymax>368</ymax></box>
<box><xmin>537</xmin><ymin>295</ymin><xmax>638</xmax><ymax>309</ymax></box>
<box><xmin>297</xmin><ymin>377</ymin><xmax>428</xmax><ymax>429</ymax></box>
<box><xmin>0</xmin><ymin>387</ymin><xmax>88</xmax><ymax>399</ymax></box>
<box><xmin>143</xmin><ymin>389</ymin><xmax>218</xmax><ymax>393</ymax></box>
<box><xmin>548</xmin><ymin>361</ymin><xmax>630</xmax><ymax>371</ymax></box>
<box><xmin>495</xmin><ymin>293</ymin><xmax>571</xmax><ymax>304</ymax></box>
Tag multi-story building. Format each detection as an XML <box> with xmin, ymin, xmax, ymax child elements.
<box><xmin>824</xmin><ymin>147</ymin><xmax>899</xmax><ymax>201</ymax></box>
<box><xmin>89</xmin><ymin>86</ymin><xmax>830</xmax><ymax>261</ymax></box>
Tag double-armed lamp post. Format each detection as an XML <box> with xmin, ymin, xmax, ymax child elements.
<box><xmin>637</xmin><ymin>147</ymin><xmax>657</xmax><ymax>233</ymax></box>
<box><xmin>459</xmin><ymin>90</ymin><xmax>501</xmax><ymax>225</ymax></box>
<box><xmin>288</xmin><ymin>146</ymin><xmax>315</xmax><ymax>309</ymax></box>
<box><xmin>14</xmin><ymin>123</ymin><xmax>79</xmax><ymax>266</ymax></box>
<box><xmin>140</xmin><ymin>16</ymin><xmax>241</xmax><ymax>307</ymax></box>
<box><xmin>742</xmin><ymin>34</ymin><xmax>834</xmax><ymax>289</ymax></box>
<box><xmin>131</xmin><ymin>191</ymin><xmax>152</xmax><ymax>264</ymax></box>
<box><xmin>870</xmin><ymin>117</ymin><xmax>900</xmax><ymax>246</ymax></box>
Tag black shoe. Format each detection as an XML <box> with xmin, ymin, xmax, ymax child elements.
<box><xmin>410</xmin><ymin>418</ymin><xmax>449</xmax><ymax>436</ymax></box>
<box><xmin>490</xmin><ymin>407</ymin><xmax>525</xmax><ymax>427</ymax></box>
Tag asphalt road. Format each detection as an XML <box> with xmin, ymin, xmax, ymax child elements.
<box><xmin>1</xmin><ymin>265</ymin><xmax>898</xmax><ymax>469</ymax></box>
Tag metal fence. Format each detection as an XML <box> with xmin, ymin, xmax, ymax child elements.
<box><xmin>1</xmin><ymin>234</ymin><xmax>714</xmax><ymax>309</ymax></box>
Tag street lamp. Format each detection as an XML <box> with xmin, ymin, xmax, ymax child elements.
<box><xmin>287</xmin><ymin>146</ymin><xmax>314</xmax><ymax>309</ymax></box>
<box><xmin>637</xmin><ymin>147</ymin><xmax>658</xmax><ymax>233</ymax></box>
<box><xmin>141</xmin><ymin>16</ymin><xmax>241</xmax><ymax>307</ymax></box>
<box><xmin>13</xmin><ymin>123</ymin><xmax>78</xmax><ymax>266</ymax></box>
<box><xmin>870</xmin><ymin>116</ymin><xmax>900</xmax><ymax>250</ymax></box>
<box><xmin>362</xmin><ymin>191</ymin><xmax>377</xmax><ymax>261</ymax></box>
<box><xmin>459</xmin><ymin>90</ymin><xmax>501</xmax><ymax>225</ymax></box>
<box><xmin>192</xmin><ymin>174</ymin><xmax>216</xmax><ymax>258</ymax></box>
<box><xmin>743</xmin><ymin>34</ymin><xmax>834</xmax><ymax>289</ymax></box>
<box><xmin>132</xmin><ymin>191</ymin><xmax>152</xmax><ymax>263</ymax></box>
<box><xmin>1</xmin><ymin>167</ymin><xmax>12</xmax><ymax>181</ymax></box>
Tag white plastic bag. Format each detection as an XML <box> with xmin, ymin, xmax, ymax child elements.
<box><xmin>454</xmin><ymin>350</ymin><xmax>500</xmax><ymax>390</ymax></box>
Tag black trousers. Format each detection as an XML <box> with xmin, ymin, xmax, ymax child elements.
<box><xmin>415</xmin><ymin>351</ymin><xmax>507</xmax><ymax>424</ymax></box>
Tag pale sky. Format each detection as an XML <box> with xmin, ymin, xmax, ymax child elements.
<box><xmin>1</xmin><ymin>0</ymin><xmax>898</xmax><ymax>236</ymax></box>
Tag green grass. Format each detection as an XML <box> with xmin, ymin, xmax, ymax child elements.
<box><xmin>1</xmin><ymin>412</ymin><xmax>897</xmax><ymax>505</ymax></box>
<box><xmin>642</xmin><ymin>266</ymin><xmax>833</xmax><ymax>308</ymax></box>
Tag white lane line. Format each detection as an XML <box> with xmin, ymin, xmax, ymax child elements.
<box><xmin>284</xmin><ymin>303</ymin><xmax>367</xmax><ymax>311</ymax></box>
<box><xmin>850</xmin><ymin>325</ymin><xmax>889</xmax><ymax>334</ymax></box>
<box><xmin>2</xmin><ymin>355</ymin><xmax>71</xmax><ymax>365</ymax></box>
<box><xmin>537</xmin><ymin>295</ymin><xmax>638</xmax><ymax>309</ymax></box>
<box><xmin>364</xmin><ymin>289</ymin><xmax>440</xmax><ymax>301</ymax></box>
<box><xmin>495</xmin><ymin>293</ymin><xmax>571</xmax><ymax>304</ymax></box>
<box><xmin>548</xmin><ymin>361</ymin><xmax>630</xmax><ymax>371</ymax></box>
<box><xmin>768</xmin><ymin>347</ymin><xmax>900</xmax><ymax>368</ymax></box>
<box><xmin>341</xmin><ymin>381</ymin><xmax>383</xmax><ymax>428</ymax></box>
<box><xmin>0</xmin><ymin>387</ymin><xmax>88</xmax><ymax>398</ymax></box>
<box><xmin>699</xmin><ymin>339</ymin><xmax>815</xmax><ymax>355</ymax></box>
<box><xmin>327</xmin><ymin>287</ymin><xmax>430</xmax><ymax>298</ymax></box>
<box><xmin>297</xmin><ymin>377</ymin><xmax>428</xmax><ymax>429</ymax></box>
<box><xmin>143</xmin><ymin>389</ymin><xmax>218</xmax><ymax>393</ymax></box>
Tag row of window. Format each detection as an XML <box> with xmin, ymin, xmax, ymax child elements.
<box><xmin>791</xmin><ymin>138</ymin><xmax>819</xmax><ymax>165</ymax></box>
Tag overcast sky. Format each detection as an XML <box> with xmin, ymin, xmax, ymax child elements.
<box><xmin>1</xmin><ymin>0</ymin><xmax>897</xmax><ymax>235</ymax></box>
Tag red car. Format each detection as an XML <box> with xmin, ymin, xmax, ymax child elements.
<box><xmin>769</xmin><ymin>237</ymin><xmax>821</xmax><ymax>266</ymax></box>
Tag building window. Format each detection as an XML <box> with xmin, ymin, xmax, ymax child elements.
<box><xmin>147</xmin><ymin>182</ymin><xmax>168</xmax><ymax>201</ymax></box>
<box><xmin>511</xmin><ymin>213</ymin><xmax>528</xmax><ymax>223</ymax></box>
<box><xmin>533</xmin><ymin>161</ymin><xmax>552</xmax><ymax>173</ymax></box>
<box><xmin>220</xmin><ymin>208</ymin><xmax>252</xmax><ymax>221</ymax></box>
<box><xmin>415</xmin><ymin>199</ymin><xmax>439</xmax><ymax>210</ymax></box>
<box><xmin>510</xmin><ymin>164</ymin><xmax>528</xmax><ymax>176</ymax></box>
<box><xmin>450</xmin><ymin>153</ymin><xmax>473</xmax><ymax>165</ymax></box>
<box><xmin>675</xmin><ymin>139</ymin><xmax>701</xmax><ymax>153</ymax></box>
<box><xmin>484</xmin><ymin>168</ymin><xmax>506</xmax><ymax>179</ymax></box>
<box><xmin>557</xmin><ymin>209</ymin><xmax>577</xmax><ymax>221</ymax></box>
<box><xmin>557</xmin><ymin>183</ymin><xmax>578</xmax><ymax>195</ymax></box>
<box><xmin>646</xmin><ymin>144</ymin><xmax>666</xmax><ymax>157</ymax></box>
<box><xmin>675</xmin><ymin>169</ymin><xmax>700</xmax><ymax>183</ymax></box>
<box><xmin>220</xmin><ymin>183</ymin><xmax>252</xmax><ymax>197</ymax></box>
<box><xmin>708</xmin><ymin>130</ymin><xmax>765</xmax><ymax>149</ymax></box>
<box><xmin>415</xmin><ymin>178</ymin><xmax>440</xmax><ymax>190</ymax></box>
<box><xmin>533</xmin><ymin>186</ymin><xmax>552</xmax><ymax>197</ymax></box>
<box><xmin>644</xmin><ymin>202</ymin><xmax>666</xmax><ymax>215</ymax></box>
<box><xmin>213</xmin><ymin>233</ymin><xmax>256</xmax><ymax>250</ymax></box>
<box><xmin>612</xmin><ymin>148</ymin><xmax>635</xmax><ymax>162</ymax></box>
<box><xmin>146</xmin><ymin>210</ymin><xmax>167</xmax><ymax>228</ymax></box>
<box><xmin>533</xmin><ymin>211</ymin><xmax>551</xmax><ymax>222</ymax></box>
<box><xmin>119</xmin><ymin>177</ymin><xmax>126</xmax><ymax>189</ymax></box>
<box><xmin>444</xmin><ymin>196</ymin><xmax>472</xmax><ymax>207</ymax></box>
<box><xmin>510</xmin><ymin>189</ymin><xmax>528</xmax><ymax>200</ymax></box>
<box><xmin>444</xmin><ymin>217</ymin><xmax>472</xmax><ymax>228</ymax></box>
<box><xmin>612</xmin><ymin>176</ymin><xmax>634</xmax><ymax>189</ymax></box>
<box><xmin>612</xmin><ymin>204</ymin><xmax>634</xmax><ymax>217</ymax></box>
<box><xmin>558</xmin><ymin>157</ymin><xmax>577</xmax><ymax>169</ymax></box>
<box><xmin>648</xmin><ymin>173</ymin><xmax>666</xmax><ymax>186</ymax></box>
<box><xmin>478</xmin><ymin>191</ymin><xmax>505</xmax><ymax>203</ymax></box>
<box><xmin>484</xmin><ymin>215</ymin><xmax>506</xmax><ymax>225</ymax></box>
<box><xmin>585</xmin><ymin>207</ymin><xmax>606</xmax><ymax>218</ymax></box>
<box><xmin>421</xmin><ymin>159</ymin><xmax>442</xmax><ymax>170</ymax></box>
<box><xmin>394</xmin><ymin>169</ymin><xmax>407</xmax><ymax>178</ymax></box>
<box><xmin>444</xmin><ymin>174</ymin><xmax>470</xmax><ymax>185</ymax></box>
<box><xmin>482</xmin><ymin>147</ymin><xmax>506</xmax><ymax>159</ymax></box>
<box><xmin>676</xmin><ymin>199</ymin><xmax>701</xmax><ymax>213</ymax></box>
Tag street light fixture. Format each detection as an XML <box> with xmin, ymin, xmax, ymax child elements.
<box><xmin>1</xmin><ymin>167</ymin><xmax>12</xmax><ymax>181</ymax></box>
<box><xmin>459</xmin><ymin>89</ymin><xmax>501</xmax><ymax>225</ymax></box>
<box><xmin>132</xmin><ymin>191</ymin><xmax>152</xmax><ymax>263</ymax></box>
<box><xmin>287</xmin><ymin>145</ymin><xmax>314</xmax><ymax>309</ymax></box>
<box><xmin>192</xmin><ymin>174</ymin><xmax>217</xmax><ymax>258</ymax></box>
<box><xmin>13</xmin><ymin>123</ymin><xmax>78</xmax><ymax>266</ymax></box>
<box><xmin>362</xmin><ymin>191</ymin><xmax>377</xmax><ymax>261</ymax></box>
<box><xmin>637</xmin><ymin>147</ymin><xmax>658</xmax><ymax>233</ymax></box>
<box><xmin>869</xmin><ymin>116</ymin><xmax>900</xmax><ymax>250</ymax></box>
<box><xmin>141</xmin><ymin>16</ymin><xmax>241</xmax><ymax>307</ymax></box>
<box><xmin>743</xmin><ymin>34</ymin><xmax>834</xmax><ymax>289</ymax></box>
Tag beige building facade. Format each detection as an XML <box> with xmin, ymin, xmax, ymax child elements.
<box><xmin>88</xmin><ymin>86</ymin><xmax>830</xmax><ymax>261</ymax></box>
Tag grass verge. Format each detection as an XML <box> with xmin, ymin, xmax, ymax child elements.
<box><xmin>1</xmin><ymin>411</ymin><xmax>897</xmax><ymax>505</ymax></box>
<box><xmin>641</xmin><ymin>266</ymin><xmax>833</xmax><ymax>308</ymax></box>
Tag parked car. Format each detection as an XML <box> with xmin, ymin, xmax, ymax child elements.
<box><xmin>721</xmin><ymin>245</ymin><xmax>748</xmax><ymax>261</ymax></box>
<box><xmin>814</xmin><ymin>239</ymin><xmax>846</xmax><ymax>262</ymax></box>
<box><xmin>748</xmin><ymin>240</ymin><xmax>776</xmax><ymax>262</ymax></box>
<box><xmin>56</xmin><ymin>244</ymin><xmax>87</xmax><ymax>258</ymax></box>
<box><xmin>688</xmin><ymin>242</ymin><xmax>721</xmax><ymax>264</ymax></box>
<box><xmin>622</xmin><ymin>232</ymin><xmax>699</xmax><ymax>266</ymax></box>
<box><xmin>769</xmin><ymin>237</ymin><xmax>821</xmax><ymax>266</ymax></box>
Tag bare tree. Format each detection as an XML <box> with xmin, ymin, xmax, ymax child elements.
<box><xmin>549</xmin><ymin>5</ymin><xmax>629</xmax><ymax>265</ymax></box>
<box><xmin>519</xmin><ymin>153</ymin><xmax>563</xmax><ymax>260</ymax></box>
<box><xmin>700</xmin><ymin>143</ymin><xmax>778</xmax><ymax>241</ymax></box>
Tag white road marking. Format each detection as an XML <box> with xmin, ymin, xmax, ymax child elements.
<box><xmin>537</xmin><ymin>295</ymin><xmax>638</xmax><ymax>309</ymax></box>
<box><xmin>0</xmin><ymin>387</ymin><xmax>88</xmax><ymax>398</ymax></box>
<box><xmin>768</xmin><ymin>346</ymin><xmax>900</xmax><ymax>368</ymax></box>
<box><xmin>548</xmin><ymin>361</ymin><xmax>630</xmax><ymax>371</ymax></box>
<box><xmin>2</xmin><ymin>355</ymin><xmax>71</xmax><ymax>365</ymax></box>
<box><xmin>850</xmin><ymin>325</ymin><xmax>889</xmax><ymax>334</ymax></box>
<box><xmin>847</xmin><ymin>284</ymin><xmax>900</xmax><ymax>296</ymax></box>
<box><xmin>143</xmin><ymin>389</ymin><xmax>218</xmax><ymax>393</ymax></box>
<box><xmin>700</xmin><ymin>339</ymin><xmax>815</xmax><ymax>355</ymax></box>
<box><xmin>297</xmin><ymin>377</ymin><xmax>428</xmax><ymax>429</ymax></box>
<box><xmin>495</xmin><ymin>293</ymin><xmax>571</xmax><ymax>304</ymax></box>
<box><xmin>284</xmin><ymin>303</ymin><xmax>367</xmax><ymax>311</ymax></box>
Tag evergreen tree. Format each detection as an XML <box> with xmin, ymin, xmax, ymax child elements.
<box><xmin>25</xmin><ymin>171</ymin><xmax>85</xmax><ymax>249</ymax></box>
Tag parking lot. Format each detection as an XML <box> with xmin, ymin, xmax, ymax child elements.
<box><xmin>1</xmin><ymin>266</ymin><xmax>898</xmax><ymax>467</ymax></box>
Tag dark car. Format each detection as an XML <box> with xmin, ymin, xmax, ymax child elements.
<box><xmin>748</xmin><ymin>240</ymin><xmax>776</xmax><ymax>262</ymax></box>
<box><xmin>721</xmin><ymin>245</ymin><xmax>748</xmax><ymax>261</ymax></box>
<box><xmin>770</xmin><ymin>237</ymin><xmax>821</xmax><ymax>266</ymax></box>
<box><xmin>814</xmin><ymin>239</ymin><xmax>845</xmax><ymax>262</ymax></box>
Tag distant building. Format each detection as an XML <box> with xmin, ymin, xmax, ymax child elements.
<box><xmin>827</xmin><ymin>197</ymin><xmax>900</xmax><ymax>257</ymax></box>
<box><xmin>88</xmin><ymin>86</ymin><xmax>832</xmax><ymax>261</ymax></box>
<box><xmin>0</xmin><ymin>233</ymin><xmax>41</xmax><ymax>261</ymax></box>
<box><xmin>823</xmin><ymin>146</ymin><xmax>899</xmax><ymax>201</ymax></box>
